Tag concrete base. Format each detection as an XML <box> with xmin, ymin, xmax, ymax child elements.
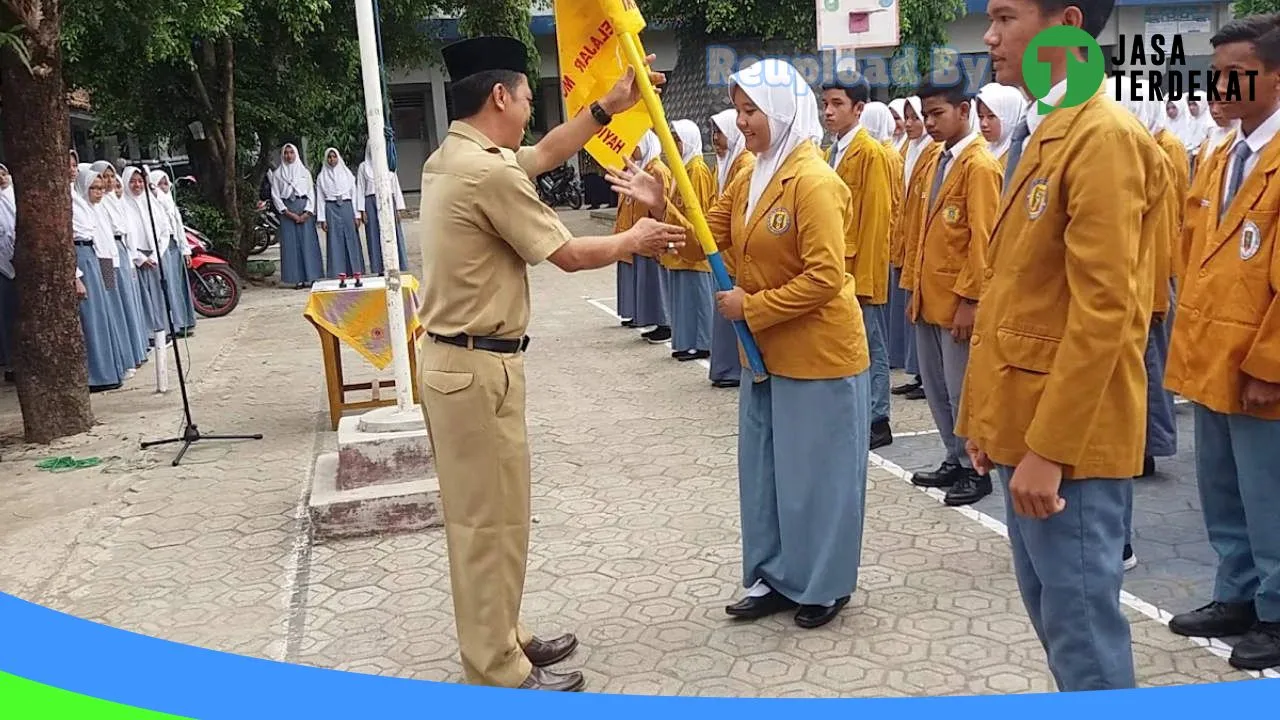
<box><xmin>335</xmin><ymin>414</ymin><xmax>434</xmax><ymax>491</ymax></box>
<box><xmin>308</xmin><ymin>453</ymin><xmax>443</xmax><ymax>540</ymax></box>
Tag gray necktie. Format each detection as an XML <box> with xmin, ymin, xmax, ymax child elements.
<box><xmin>1220</xmin><ymin>141</ymin><xmax>1254</xmax><ymax>221</ymax></box>
<box><xmin>929</xmin><ymin>150</ymin><xmax>953</xmax><ymax>209</ymax></box>
<box><xmin>829</xmin><ymin>143</ymin><xmax>840</xmax><ymax>168</ymax></box>
<box><xmin>1002</xmin><ymin>118</ymin><xmax>1031</xmax><ymax>194</ymax></box>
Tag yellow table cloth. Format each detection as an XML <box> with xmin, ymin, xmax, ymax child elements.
<box><xmin>302</xmin><ymin>275</ymin><xmax>423</xmax><ymax>370</ymax></box>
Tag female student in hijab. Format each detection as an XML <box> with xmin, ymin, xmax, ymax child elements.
<box><xmin>316</xmin><ymin>147</ymin><xmax>365</xmax><ymax>278</ymax></box>
<box><xmin>270</xmin><ymin>143</ymin><xmax>325</xmax><ymax>288</ymax></box>
<box><xmin>890</xmin><ymin>96</ymin><xmax>938</xmax><ymax>398</ymax></box>
<box><xmin>975</xmin><ymin>84</ymin><xmax>1027</xmax><ymax>169</ymax></box>
<box><xmin>149</xmin><ymin>171</ymin><xmax>197</xmax><ymax>336</ymax></box>
<box><xmin>120</xmin><ymin>167</ymin><xmax>168</xmax><ymax>338</ymax></box>
<box><xmin>613</xmin><ymin>130</ymin><xmax>671</xmax><ymax>340</ymax></box>
<box><xmin>73</xmin><ymin>166</ymin><xmax>126</xmax><ymax>391</ymax></box>
<box><xmin>663</xmin><ymin>119</ymin><xmax>716</xmax><ymax>362</ymax></box>
<box><xmin>613</xmin><ymin>58</ymin><xmax>872</xmax><ymax>629</ymax></box>
<box><xmin>80</xmin><ymin>164</ymin><xmax>138</xmax><ymax>376</ymax></box>
<box><xmin>706</xmin><ymin>108</ymin><xmax>755</xmax><ymax>388</ymax></box>
<box><xmin>0</xmin><ymin>163</ymin><xmax>12</xmax><ymax>203</ymax></box>
<box><xmin>93</xmin><ymin>162</ymin><xmax>149</xmax><ymax>368</ymax></box>
<box><xmin>0</xmin><ymin>187</ymin><xmax>14</xmax><ymax>381</ymax></box>
<box><xmin>888</xmin><ymin>98</ymin><xmax>908</xmax><ymax>152</ymax></box>
<box><xmin>356</xmin><ymin>145</ymin><xmax>410</xmax><ymax>275</ymax></box>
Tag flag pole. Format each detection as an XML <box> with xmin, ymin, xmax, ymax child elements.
<box><xmin>611</xmin><ymin>32</ymin><xmax>769</xmax><ymax>383</ymax></box>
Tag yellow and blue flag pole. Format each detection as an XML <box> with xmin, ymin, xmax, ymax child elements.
<box><xmin>598</xmin><ymin>3</ymin><xmax>768</xmax><ymax>382</ymax></box>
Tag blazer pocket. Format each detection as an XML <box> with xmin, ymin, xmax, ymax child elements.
<box><xmin>421</xmin><ymin>370</ymin><xmax>475</xmax><ymax>395</ymax></box>
<box><xmin>995</xmin><ymin>328</ymin><xmax>1059</xmax><ymax>374</ymax></box>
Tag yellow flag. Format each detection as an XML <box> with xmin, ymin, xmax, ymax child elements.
<box><xmin>553</xmin><ymin>0</ymin><xmax>653</xmax><ymax>170</ymax></box>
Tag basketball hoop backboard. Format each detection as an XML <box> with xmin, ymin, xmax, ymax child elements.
<box><xmin>816</xmin><ymin>0</ymin><xmax>900</xmax><ymax>51</ymax></box>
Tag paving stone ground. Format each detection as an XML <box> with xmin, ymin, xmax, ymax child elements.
<box><xmin>0</xmin><ymin>210</ymin><xmax>1270</xmax><ymax>697</ymax></box>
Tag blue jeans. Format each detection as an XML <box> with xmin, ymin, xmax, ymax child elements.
<box><xmin>860</xmin><ymin>301</ymin><xmax>890</xmax><ymax>424</ymax></box>
<box><xmin>1194</xmin><ymin>405</ymin><xmax>1280</xmax><ymax>621</ymax></box>
<box><xmin>997</xmin><ymin>466</ymin><xmax>1136</xmax><ymax>691</ymax></box>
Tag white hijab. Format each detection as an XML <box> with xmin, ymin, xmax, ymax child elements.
<box><xmin>672</xmin><ymin>120</ymin><xmax>703</xmax><ymax>166</ymax></box>
<box><xmin>711</xmin><ymin>108</ymin><xmax>746</xmax><ymax>192</ymax></box>
<box><xmin>73</xmin><ymin>166</ymin><xmax>117</xmax><ymax>261</ymax></box>
<box><xmin>634</xmin><ymin>130</ymin><xmax>661</xmax><ymax>169</ymax></box>
<box><xmin>0</xmin><ymin>163</ymin><xmax>13</xmax><ymax>204</ymax></box>
<box><xmin>271</xmin><ymin>143</ymin><xmax>313</xmax><ymax>200</ymax></box>
<box><xmin>861</xmin><ymin>102</ymin><xmax>896</xmax><ymax>143</ymax></box>
<box><xmin>91</xmin><ymin>161</ymin><xmax>128</xmax><ymax>237</ymax></box>
<box><xmin>149</xmin><ymin>170</ymin><xmax>185</xmax><ymax>244</ymax></box>
<box><xmin>317</xmin><ymin>147</ymin><xmax>356</xmax><ymax>201</ymax></box>
<box><xmin>729</xmin><ymin>58</ymin><xmax>824</xmax><ymax>221</ymax></box>
<box><xmin>902</xmin><ymin>96</ymin><xmax>932</xmax><ymax>192</ymax></box>
<box><xmin>976</xmin><ymin>84</ymin><xmax>1027</xmax><ymax>159</ymax></box>
<box><xmin>120</xmin><ymin>167</ymin><xmax>163</xmax><ymax>257</ymax></box>
<box><xmin>888</xmin><ymin>98</ymin><xmax>907</xmax><ymax>145</ymax></box>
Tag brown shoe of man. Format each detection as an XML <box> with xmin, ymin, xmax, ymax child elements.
<box><xmin>523</xmin><ymin>633</ymin><xmax>578</xmax><ymax>667</ymax></box>
<box><xmin>518</xmin><ymin>666</ymin><xmax>586</xmax><ymax>691</ymax></box>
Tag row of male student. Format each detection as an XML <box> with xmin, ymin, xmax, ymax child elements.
<box><xmin>0</xmin><ymin>153</ymin><xmax>198</xmax><ymax>392</ymax></box>
<box><xmin>608</xmin><ymin>1</ymin><xmax>1280</xmax><ymax>685</ymax></box>
<box><xmin>266</xmin><ymin>143</ymin><xmax>411</xmax><ymax>289</ymax></box>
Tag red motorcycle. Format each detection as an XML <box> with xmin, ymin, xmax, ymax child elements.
<box><xmin>184</xmin><ymin>227</ymin><xmax>242</xmax><ymax>318</ymax></box>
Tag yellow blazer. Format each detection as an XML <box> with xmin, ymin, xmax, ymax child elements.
<box><xmin>955</xmin><ymin>91</ymin><xmax>1158</xmax><ymax>479</ymax></box>
<box><xmin>1166</xmin><ymin>132</ymin><xmax>1280</xmax><ymax>420</ymax></box>
<box><xmin>614</xmin><ymin>158</ymin><xmax>671</xmax><ymax>264</ymax></box>
<box><xmin>826</xmin><ymin>128</ymin><xmax>893</xmax><ymax>304</ymax></box>
<box><xmin>1155</xmin><ymin>129</ymin><xmax>1190</xmax><ymax>295</ymax></box>
<box><xmin>1182</xmin><ymin>130</ymin><xmax>1237</xmax><ymax>284</ymax></box>
<box><xmin>663</xmin><ymin>155</ymin><xmax>715</xmax><ymax>272</ymax></box>
<box><xmin>907</xmin><ymin>137</ymin><xmax>1001</xmax><ymax>327</ymax></box>
<box><xmin>895</xmin><ymin>141</ymin><xmax>942</xmax><ymax>274</ymax></box>
<box><xmin>666</xmin><ymin>141</ymin><xmax>868</xmax><ymax>380</ymax></box>
<box><xmin>717</xmin><ymin>151</ymin><xmax>756</xmax><ymax>198</ymax></box>
<box><xmin>882</xmin><ymin>140</ymin><xmax>905</xmax><ymax>265</ymax></box>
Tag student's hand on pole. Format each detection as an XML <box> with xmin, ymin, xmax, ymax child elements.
<box><xmin>607</xmin><ymin>159</ymin><xmax>664</xmax><ymax>209</ymax></box>
<box><xmin>715</xmin><ymin>287</ymin><xmax>747</xmax><ymax>321</ymax></box>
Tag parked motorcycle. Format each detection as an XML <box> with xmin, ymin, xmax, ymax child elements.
<box><xmin>250</xmin><ymin>200</ymin><xmax>280</xmax><ymax>256</ymax></box>
<box><xmin>536</xmin><ymin>164</ymin><xmax>584</xmax><ymax>210</ymax></box>
<box><xmin>184</xmin><ymin>227</ymin><xmax>242</xmax><ymax>318</ymax></box>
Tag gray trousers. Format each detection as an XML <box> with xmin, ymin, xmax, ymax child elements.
<box><xmin>916</xmin><ymin>322</ymin><xmax>971</xmax><ymax>468</ymax></box>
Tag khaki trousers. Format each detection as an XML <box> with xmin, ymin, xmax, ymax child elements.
<box><xmin>417</xmin><ymin>339</ymin><xmax>535</xmax><ymax>687</ymax></box>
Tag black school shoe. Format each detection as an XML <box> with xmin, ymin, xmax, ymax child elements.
<box><xmin>642</xmin><ymin>326</ymin><xmax>671</xmax><ymax>343</ymax></box>
<box><xmin>870</xmin><ymin>419</ymin><xmax>893</xmax><ymax>450</ymax></box>
<box><xmin>891</xmin><ymin>378</ymin><xmax>921</xmax><ymax>395</ymax></box>
<box><xmin>1230</xmin><ymin>622</ymin><xmax>1280</xmax><ymax>671</ymax></box>
<box><xmin>912</xmin><ymin>461</ymin><xmax>963</xmax><ymax>488</ymax></box>
<box><xmin>944</xmin><ymin>469</ymin><xmax>992</xmax><ymax>506</ymax></box>
<box><xmin>725</xmin><ymin>591</ymin><xmax>798</xmax><ymax>620</ymax></box>
<box><xmin>795</xmin><ymin>596</ymin><xmax>851</xmax><ymax>629</ymax></box>
<box><xmin>1169</xmin><ymin>601</ymin><xmax>1258</xmax><ymax>638</ymax></box>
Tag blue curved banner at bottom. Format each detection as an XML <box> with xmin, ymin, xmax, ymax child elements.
<box><xmin>0</xmin><ymin>592</ymin><xmax>1276</xmax><ymax>717</ymax></box>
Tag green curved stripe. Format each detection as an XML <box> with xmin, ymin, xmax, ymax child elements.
<box><xmin>0</xmin><ymin>671</ymin><xmax>189</xmax><ymax>718</ymax></box>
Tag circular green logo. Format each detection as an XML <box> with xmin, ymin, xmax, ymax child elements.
<box><xmin>1022</xmin><ymin>26</ymin><xmax>1106</xmax><ymax>113</ymax></box>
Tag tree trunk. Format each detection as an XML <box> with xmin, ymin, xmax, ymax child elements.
<box><xmin>219</xmin><ymin>35</ymin><xmax>245</xmax><ymax>274</ymax></box>
<box><xmin>0</xmin><ymin>0</ymin><xmax>95</xmax><ymax>443</ymax></box>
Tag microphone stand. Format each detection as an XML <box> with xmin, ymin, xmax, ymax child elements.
<box><xmin>136</xmin><ymin>164</ymin><xmax>263</xmax><ymax>465</ymax></box>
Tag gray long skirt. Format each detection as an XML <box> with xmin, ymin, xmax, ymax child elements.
<box><xmin>325</xmin><ymin>199</ymin><xmax>365</xmax><ymax>277</ymax></box>
<box><xmin>76</xmin><ymin>244</ymin><xmax>125</xmax><ymax>388</ymax></box>
<box><xmin>363</xmin><ymin>195</ymin><xmax>409</xmax><ymax>275</ymax></box>
<box><xmin>708</xmin><ymin>274</ymin><xmax>739</xmax><ymax>382</ymax></box>
<box><xmin>114</xmin><ymin>239</ymin><xmax>150</xmax><ymax>363</ymax></box>
<box><xmin>161</xmin><ymin>244</ymin><xmax>196</xmax><ymax>334</ymax></box>
<box><xmin>135</xmin><ymin>261</ymin><xmax>167</xmax><ymax>334</ymax></box>
<box><xmin>102</xmin><ymin>261</ymin><xmax>141</xmax><ymax>371</ymax></box>
<box><xmin>632</xmin><ymin>256</ymin><xmax>668</xmax><ymax>328</ymax></box>
<box><xmin>887</xmin><ymin>265</ymin><xmax>916</xmax><ymax>373</ymax></box>
<box><xmin>280</xmin><ymin>197</ymin><xmax>324</xmax><ymax>285</ymax></box>
<box><xmin>616</xmin><ymin>261</ymin><xmax>636</xmax><ymax>321</ymax></box>
<box><xmin>666</xmin><ymin>269</ymin><xmax>713</xmax><ymax>353</ymax></box>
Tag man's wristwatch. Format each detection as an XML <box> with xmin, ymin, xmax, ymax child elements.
<box><xmin>590</xmin><ymin>101</ymin><xmax>613</xmax><ymax>126</ymax></box>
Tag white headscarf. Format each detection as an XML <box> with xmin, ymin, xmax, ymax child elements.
<box><xmin>73</xmin><ymin>166</ymin><xmax>117</xmax><ymax>262</ymax></box>
<box><xmin>634</xmin><ymin>130</ymin><xmax>661</xmax><ymax>168</ymax></box>
<box><xmin>861</xmin><ymin>102</ymin><xmax>896</xmax><ymax>143</ymax></box>
<box><xmin>271</xmin><ymin>143</ymin><xmax>313</xmax><ymax>200</ymax></box>
<box><xmin>976</xmin><ymin>84</ymin><xmax>1027</xmax><ymax>159</ymax></box>
<box><xmin>149</xmin><ymin>170</ymin><xmax>186</xmax><ymax>252</ymax></box>
<box><xmin>902</xmin><ymin>96</ymin><xmax>932</xmax><ymax>192</ymax></box>
<box><xmin>729</xmin><ymin>58</ymin><xmax>824</xmax><ymax>220</ymax></box>
<box><xmin>888</xmin><ymin>98</ymin><xmax>907</xmax><ymax>144</ymax></box>
<box><xmin>1183</xmin><ymin>100</ymin><xmax>1211</xmax><ymax>151</ymax></box>
<box><xmin>317</xmin><ymin>147</ymin><xmax>356</xmax><ymax>201</ymax></box>
<box><xmin>120</xmin><ymin>166</ymin><xmax>162</xmax><ymax>257</ymax></box>
<box><xmin>0</xmin><ymin>163</ymin><xmax>13</xmax><ymax>204</ymax></box>
<box><xmin>672</xmin><ymin>120</ymin><xmax>703</xmax><ymax>166</ymax></box>
<box><xmin>0</xmin><ymin>190</ymin><xmax>14</xmax><ymax>280</ymax></box>
<box><xmin>90</xmin><ymin>161</ymin><xmax>128</xmax><ymax>238</ymax></box>
<box><xmin>711</xmin><ymin>108</ymin><xmax>746</xmax><ymax>192</ymax></box>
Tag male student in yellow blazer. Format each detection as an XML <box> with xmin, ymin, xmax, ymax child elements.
<box><xmin>822</xmin><ymin>77</ymin><xmax>896</xmax><ymax>449</ymax></box>
<box><xmin>895</xmin><ymin>99</ymin><xmax>941</xmax><ymax>401</ymax></box>
<box><xmin>907</xmin><ymin>83</ymin><xmax>1001</xmax><ymax>507</ymax></box>
<box><xmin>1164</xmin><ymin>14</ymin><xmax>1280</xmax><ymax>672</ymax></box>
<box><xmin>959</xmin><ymin>0</ymin><xmax>1158</xmax><ymax>691</ymax></box>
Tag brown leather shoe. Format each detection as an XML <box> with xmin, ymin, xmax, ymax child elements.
<box><xmin>517</xmin><ymin>665</ymin><xmax>586</xmax><ymax>691</ymax></box>
<box><xmin>523</xmin><ymin>633</ymin><xmax>579</xmax><ymax>667</ymax></box>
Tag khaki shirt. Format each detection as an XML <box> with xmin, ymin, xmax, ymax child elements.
<box><xmin>417</xmin><ymin>121</ymin><xmax>571</xmax><ymax>340</ymax></box>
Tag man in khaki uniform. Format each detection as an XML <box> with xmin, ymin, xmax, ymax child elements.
<box><xmin>417</xmin><ymin>36</ymin><xmax>685</xmax><ymax>692</ymax></box>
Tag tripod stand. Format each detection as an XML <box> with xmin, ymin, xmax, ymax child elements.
<box><xmin>136</xmin><ymin>164</ymin><xmax>262</xmax><ymax>465</ymax></box>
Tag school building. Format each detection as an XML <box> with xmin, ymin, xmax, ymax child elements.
<box><xmin>386</xmin><ymin>0</ymin><xmax>1234</xmax><ymax>194</ymax></box>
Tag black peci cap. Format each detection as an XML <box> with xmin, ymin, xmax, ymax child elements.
<box><xmin>441</xmin><ymin>36</ymin><xmax>528</xmax><ymax>81</ymax></box>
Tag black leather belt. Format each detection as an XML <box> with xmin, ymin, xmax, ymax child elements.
<box><xmin>73</xmin><ymin>240</ymin><xmax>94</xmax><ymax>247</ymax></box>
<box><xmin>430</xmin><ymin>333</ymin><xmax>530</xmax><ymax>354</ymax></box>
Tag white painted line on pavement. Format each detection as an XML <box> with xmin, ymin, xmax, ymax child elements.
<box><xmin>584</xmin><ymin>296</ymin><xmax>1280</xmax><ymax>682</ymax></box>
<box><xmin>586</xmin><ymin>296</ymin><xmax>711</xmax><ymax>370</ymax></box>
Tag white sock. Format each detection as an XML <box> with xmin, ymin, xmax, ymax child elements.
<box><xmin>745</xmin><ymin>580</ymin><xmax>771</xmax><ymax>598</ymax></box>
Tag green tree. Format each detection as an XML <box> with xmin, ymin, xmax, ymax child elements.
<box><xmin>62</xmin><ymin>0</ymin><xmax>450</xmax><ymax>269</ymax></box>
<box><xmin>1234</xmin><ymin>0</ymin><xmax>1280</xmax><ymax>14</ymax></box>
<box><xmin>1</xmin><ymin>0</ymin><xmax>95</xmax><ymax>443</ymax></box>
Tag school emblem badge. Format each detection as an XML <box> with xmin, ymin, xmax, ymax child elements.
<box><xmin>1241</xmin><ymin>220</ymin><xmax>1262</xmax><ymax>260</ymax></box>
<box><xmin>767</xmin><ymin>207</ymin><xmax>791</xmax><ymax>235</ymax></box>
<box><xmin>1026</xmin><ymin>179</ymin><xmax>1049</xmax><ymax>220</ymax></box>
<box><xmin>943</xmin><ymin>205</ymin><xmax>961</xmax><ymax>224</ymax></box>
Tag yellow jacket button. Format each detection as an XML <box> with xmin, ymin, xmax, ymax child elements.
<box><xmin>984</xmin><ymin>268</ymin><xmax>994</xmax><ymax>279</ymax></box>
<box><xmin>971</xmin><ymin>334</ymin><xmax>981</xmax><ymax>346</ymax></box>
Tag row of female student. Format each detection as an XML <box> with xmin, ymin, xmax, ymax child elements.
<box><xmin>269</xmin><ymin>143</ymin><xmax>411</xmax><ymax>289</ymax></box>
<box><xmin>0</xmin><ymin>156</ymin><xmax>197</xmax><ymax>392</ymax></box>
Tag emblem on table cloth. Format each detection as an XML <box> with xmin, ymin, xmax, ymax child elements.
<box><xmin>767</xmin><ymin>207</ymin><xmax>791</xmax><ymax>235</ymax></box>
<box><xmin>1026</xmin><ymin>178</ymin><xmax>1049</xmax><ymax>220</ymax></box>
<box><xmin>943</xmin><ymin>205</ymin><xmax>961</xmax><ymax>224</ymax></box>
<box><xmin>1241</xmin><ymin>220</ymin><xmax>1262</xmax><ymax>261</ymax></box>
